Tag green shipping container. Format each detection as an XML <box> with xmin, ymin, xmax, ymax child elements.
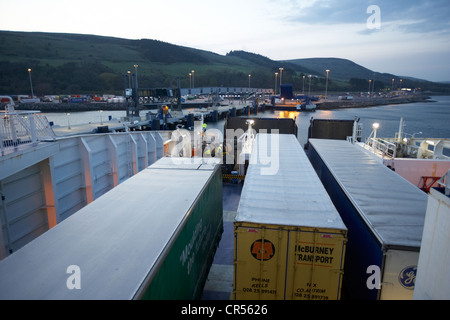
<box><xmin>0</xmin><ymin>157</ymin><xmax>223</xmax><ymax>300</ymax></box>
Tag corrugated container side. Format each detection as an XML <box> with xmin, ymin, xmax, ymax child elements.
<box><xmin>234</xmin><ymin>223</ymin><xmax>346</xmax><ymax>300</ymax></box>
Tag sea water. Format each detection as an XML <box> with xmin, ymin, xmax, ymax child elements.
<box><xmin>42</xmin><ymin>95</ymin><xmax>450</xmax><ymax>146</ymax></box>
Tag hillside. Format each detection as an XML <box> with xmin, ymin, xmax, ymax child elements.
<box><xmin>287</xmin><ymin>58</ymin><xmax>379</xmax><ymax>81</ymax></box>
<box><xmin>1</xmin><ymin>30</ymin><xmax>449</xmax><ymax>95</ymax></box>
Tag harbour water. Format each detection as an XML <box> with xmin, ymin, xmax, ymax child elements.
<box><xmin>42</xmin><ymin>95</ymin><xmax>450</xmax><ymax>146</ymax></box>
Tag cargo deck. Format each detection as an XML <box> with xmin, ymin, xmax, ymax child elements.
<box><xmin>201</xmin><ymin>182</ymin><xmax>243</xmax><ymax>300</ymax></box>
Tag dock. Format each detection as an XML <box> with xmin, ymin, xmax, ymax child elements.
<box><xmin>50</xmin><ymin>102</ymin><xmax>272</xmax><ymax>136</ymax></box>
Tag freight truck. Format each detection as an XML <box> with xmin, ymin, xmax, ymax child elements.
<box><xmin>0</xmin><ymin>157</ymin><xmax>223</xmax><ymax>299</ymax></box>
<box><xmin>233</xmin><ymin>134</ymin><xmax>347</xmax><ymax>300</ymax></box>
<box><xmin>308</xmin><ymin>139</ymin><xmax>428</xmax><ymax>300</ymax></box>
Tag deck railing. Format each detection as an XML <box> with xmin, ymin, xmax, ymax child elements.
<box><xmin>1</xmin><ymin>101</ymin><xmax>55</xmax><ymax>156</ymax></box>
<box><xmin>365</xmin><ymin>137</ymin><xmax>397</xmax><ymax>159</ymax></box>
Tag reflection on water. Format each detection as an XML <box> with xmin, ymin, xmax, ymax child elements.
<box><xmin>277</xmin><ymin>111</ymin><xmax>299</xmax><ymax>119</ymax></box>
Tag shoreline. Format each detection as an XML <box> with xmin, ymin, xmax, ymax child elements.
<box><xmin>14</xmin><ymin>102</ymin><xmax>129</xmax><ymax>113</ymax></box>
<box><xmin>13</xmin><ymin>95</ymin><xmax>433</xmax><ymax>113</ymax></box>
<box><xmin>315</xmin><ymin>95</ymin><xmax>433</xmax><ymax>110</ymax></box>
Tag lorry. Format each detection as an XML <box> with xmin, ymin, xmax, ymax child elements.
<box><xmin>308</xmin><ymin>139</ymin><xmax>428</xmax><ymax>299</ymax></box>
<box><xmin>0</xmin><ymin>157</ymin><xmax>223</xmax><ymax>299</ymax></box>
<box><xmin>233</xmin><ymin>134</ymin><xmax>347</xmax><ymax>300</ymax></box>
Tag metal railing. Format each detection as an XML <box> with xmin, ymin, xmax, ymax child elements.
<box><xmin>1</xmin><ymin>99</ymin><xmax>55</xmax><ymax>156</ymax></box>
<box><xmin>365</xmin><ymin>137</ymin><xmax>397</xmax><ymax>159</ymax></box>
<box><xmin>437</xmin><ymin>169</ymin><xmax>450</xmax><ymax>196</ymax></box>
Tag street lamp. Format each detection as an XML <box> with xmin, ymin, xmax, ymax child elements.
<box><xmin>127</xmin><ymin>71</ymin><xmax>131</xmax><ymax>88</ymax></box>
<box><xmin>28</xmin><ymin>68</ymin><xmax>34</xmax><ymax>98</ymax></box>
<box><xmin>191</xmin><ymin>70</ymin><xmax>195</xmax><ymax>88</ymax></box>
<box><xmin>189</xmin><ymin>73</ymin><xmax>192</xmax><ymax>89</ymax></box>
<box><xmin>391</xmin><ymin>79</ymin><xmax>395</xmax><ymax>92</ymax></box>
<box><xmin>302</xmin><ymin>75</ymin><xmax>305</xmax><ymax>94</ymax></box>
<box><xmin>248</xmin><ymin>74</ymin><xmax>251</xmax><ymax>90</ymax></box>
<box><xmin>133</xmin><ymin>64</ymin><xmax>139</xmax><ymax>91</ymax></box>
<box><xmin>274</xmin><ymin>72</ymin><xmax>278</xmax><ymax>95</ymax></box>
<box><xmin>368</xmin><ymin>80</ymin><xmax>372</xmax><ymax>95</ymax></box>
<box><xmin>325</xmin><ymin>69</ymin><xmax>330</xmax><ymax>98</ymax></box>
<box><xmin>308</xmin><ymin>75</ymin><xmax>312</xmax><ymax>97</ymax></box>
<box><xmin>279</xmin><ymin>67</ymin><xmax>284</xmax><ymax>87</ymax></box>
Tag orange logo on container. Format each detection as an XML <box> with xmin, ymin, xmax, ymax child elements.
<box><xmin>251</xmin><ymin>239</ymin><xmax>275</xmax><ymax>261</ymax></box>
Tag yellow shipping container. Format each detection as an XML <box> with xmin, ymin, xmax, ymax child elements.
<box><xmin>233</xmin><ymin>134</ymin><xmax>347</xmax><ymax>300</ymax></box>
<box><xmin>234</xmin><ymin>223</ymin><xmax>346</xmax><ymax>300</ymax></box>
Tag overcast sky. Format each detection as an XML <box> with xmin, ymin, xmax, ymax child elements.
<box><xmin>1</xmin><ymin>0</ymin><xmax>449</xmax><ymax>81</ymax></box>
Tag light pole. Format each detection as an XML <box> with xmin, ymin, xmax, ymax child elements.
<box><xmin>302</xmin><ymin>75</ymin><xmax>305</xmax><ymax>94</ymax></box>
<box><xmin>28</xmin><ymin>68</ymin><xmax>34</xmax><ymax>98</ymax></box>
<box><xmin>308</xmin><ymin>75</ymin><xmax>312</xmax><ymax>97</ymax></box>
<box><xmin>372</xmin><ymin>122</ymin><xmax>380</xmax><ymax>152</ymax></box>
<box><xmin>67</xmin><ymin>113</ymin><xmax>71</xmax><ymax>130</ymax></box>
<box><xmin>372</xmin><ymin>122</ymin><xmax>379</xmax><ymax>140</ymax></box>
<box><xmin>189</xmin><ymin>73</ymin><xmax>192</xmax><ymax>89</ymax></box>
<box><xmin>248</xmin><ymin>74</ymin><xmax>251</xmax><ymax>90</ymax></box>
<box><xmin>274</xmin><ymin>72</ymin><xmax>278</xmax><ymax>95</ymax></box>
<box><xmin>368</xmin><ymin>80</ymin><xmax>372</xmax><ymax>96</ymax></box>
<box><xmin>279</xmin><ymin>67</ymin><xmax>284</xmax><ymax>88</ymax></box>
<box><xmin>391</xmin><ymin>78</ymin><xmax>395</xmax><ymax>92</ymax></box>
<box><xmin>191</xmin><ymin>70</ymin><xmax>195</xmax><ymax>88</ymax></box>
<box><xmin>325</xmin><ymin>69</ymin><xmax>330</xmax><ymax>98</ymax></box>
<box><xmin>133</xmin><ymin>64</ymin><xmax>139</xmax><ymax>102</ymax></box>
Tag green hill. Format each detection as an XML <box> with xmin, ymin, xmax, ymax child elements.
<box><xmin>287</xmin><ymin>58</ymin><xmax>377</xmax><ymax>81</ymax></box>
<box><xmin>0</xmin><ymin>30</ymin><xmax>448</xmax><ymax>95</ymax></box>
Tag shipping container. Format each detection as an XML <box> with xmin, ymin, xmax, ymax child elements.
<box><xmin>233</xmin><ymin>134</ymin><xmax>347</xmax><ymax>300</ymax></box>
<box><xmin>308</xmin><ymin>139</ymin><xmax>428</xmax><ymax>300</ymax></box>
<box><xmin>69</xmin><ymin>97</ymin><xmax>86</xmax><ymax>103</ymax></box>
<box><xmin>414</xmin><ymin>186</ymin><xmax>450</xmax><ymax>299</ymax></box>
<box><xmin>0</xmin><ymin>157</ymin><xmax>223</xmax><ymax>299</ymax></box>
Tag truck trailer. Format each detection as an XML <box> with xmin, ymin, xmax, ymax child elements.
<box><xmin>233</xmin><ymin>134</ymin><xmax>347</xmax><ymax>300</ymax></box>
<box><xmin>0</xmin><ymin>157</ymin><xmax>223</xmax><ymax>299</ymax></box>
<box><xmin>308</xmin><ymin>139</ymin><xmax>428</xmax><ymax>300</ymax></box>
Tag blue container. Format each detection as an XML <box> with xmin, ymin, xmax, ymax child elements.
<box><xmin>308</xmin><ymin>139</ymin><xmax>427</xmax><ymax>300</ymax></box>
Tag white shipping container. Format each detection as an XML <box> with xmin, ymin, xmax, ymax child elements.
<box><xmin>414</xmin><ymin>187</ymin><xmax>450</xmax><ymax>299</ymax></box>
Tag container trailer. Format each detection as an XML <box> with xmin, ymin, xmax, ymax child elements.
<box><xmin>414</xmin><ymin>186</ymin><xmax>450</xmax><ymax>300</ymax></box>
<box><xmin>0</xmin><ymin>157</ymin><xmax>223</xmax><ymax>299</ymax></box>
<box><xmin>233</xmin><ymin>134</ymin><xmax>347</xmax><ymax>300</ymax></box>
<box><xmin>308</xmin><ymin>139</ymin><xmax>428</xmax><ymax>300</ymax></box>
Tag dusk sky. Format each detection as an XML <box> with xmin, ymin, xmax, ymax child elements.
<box><xmin>1</xmin><ymin>0</ymin><xmax>449</xmax><ymax>81</ymax></box>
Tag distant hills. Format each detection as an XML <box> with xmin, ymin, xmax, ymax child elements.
<box><xmin>1</xmin><ymin>30</ymin><xmax>449</xmax><ymax>96</ymax></box>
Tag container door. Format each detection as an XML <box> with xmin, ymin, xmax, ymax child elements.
<box><xmin>234</xmin><ymin>226</ymin><xmax>288</xmax><ymax>300</ymax></box>
<box><xmin>285</xmin><ymin>230</ymin><xmax>346</xmax><ymax>300</ymax></box>
<box><xmin>380</xmin><ymin>249</ymin><xmax>419</xmax><ymax>300</ymax></box>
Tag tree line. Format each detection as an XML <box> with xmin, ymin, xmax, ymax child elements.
<box><xmin>1</xmin><ymin>60</ymin><xmax>448</xmax><ymax>97</ymax></box>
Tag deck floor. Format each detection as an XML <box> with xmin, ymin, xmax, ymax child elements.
<box><xmin>201</xmin><ymin>182</ymin><xmax>242</xmax><ymax>300</ymax></box>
